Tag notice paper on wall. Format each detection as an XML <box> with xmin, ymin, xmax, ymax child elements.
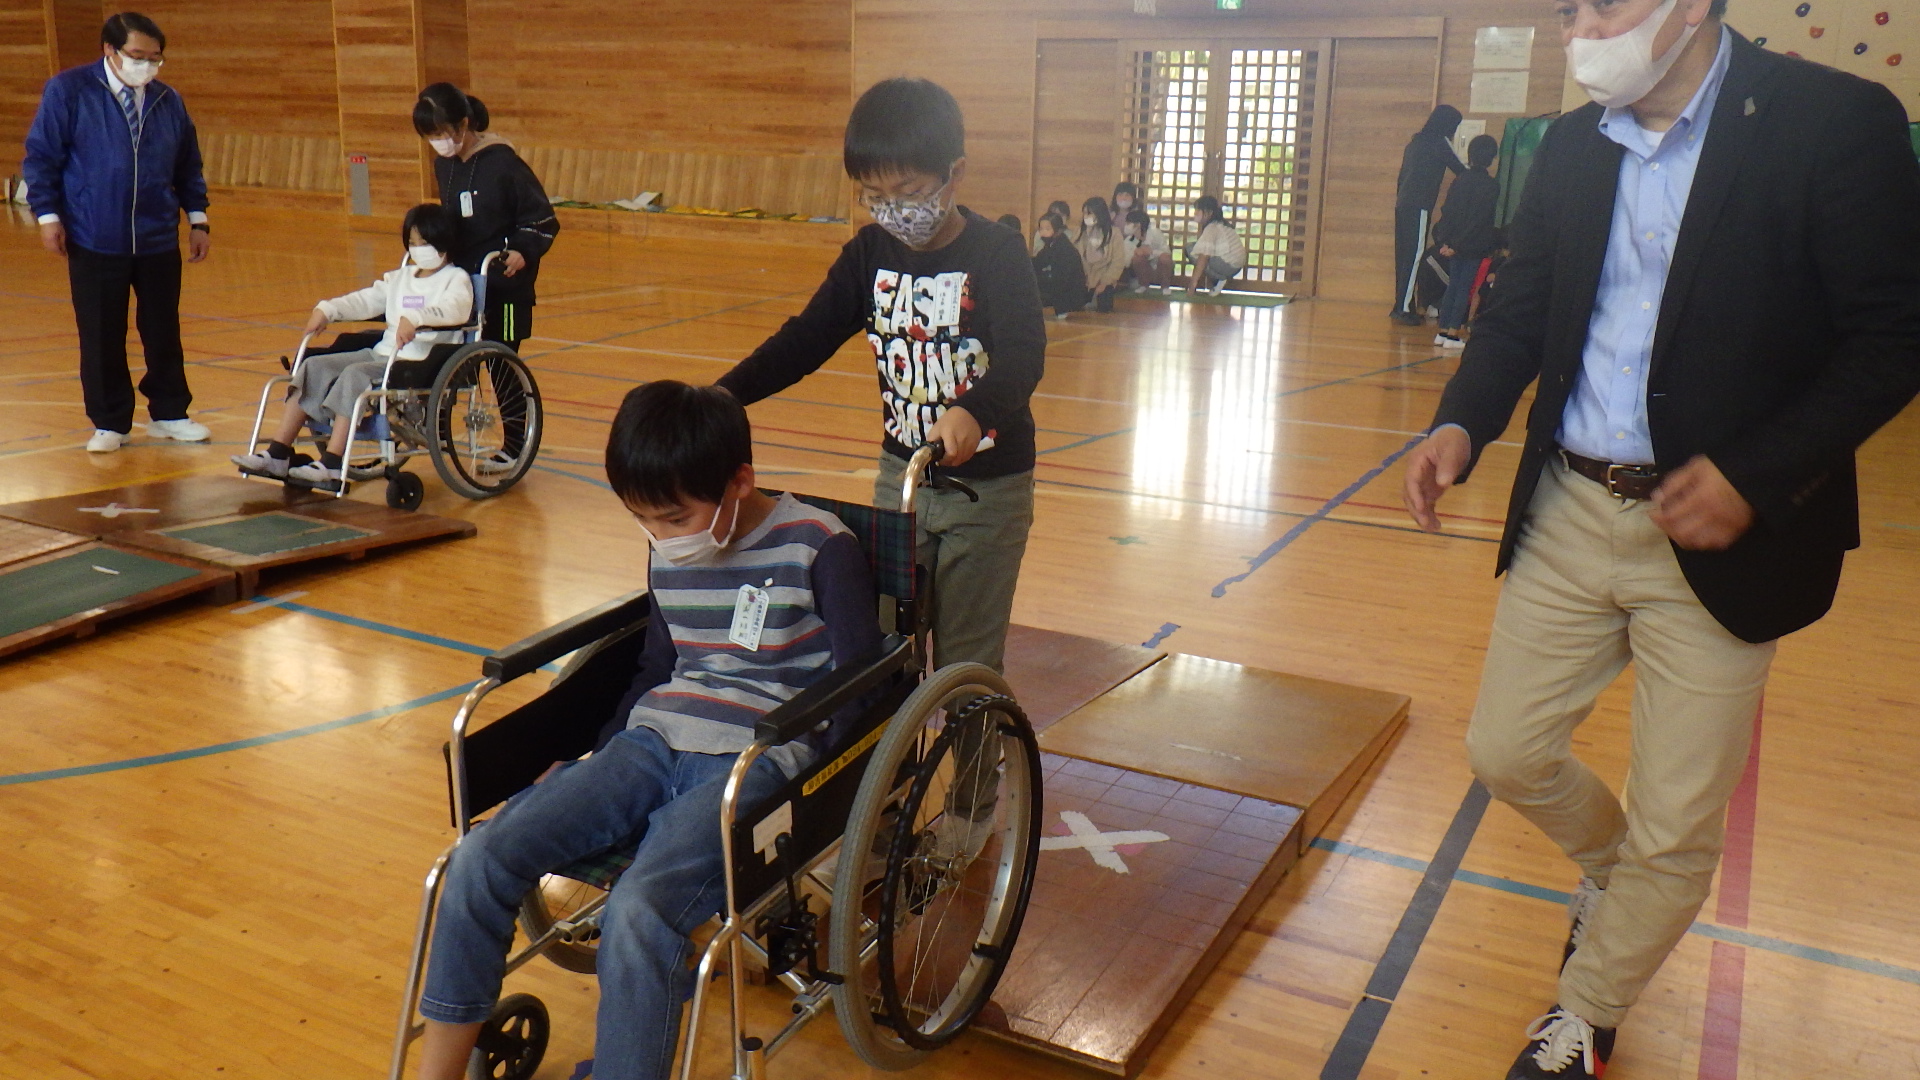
<box><xmin>1471</xmin><ymin>70</ymin><xmax>1532</xmax><ymax>115</ymax></box>
<box><xmin>1474</xmin><ymin>26</ymin><xmax>1536</xmax><ymax>70</ymax></box>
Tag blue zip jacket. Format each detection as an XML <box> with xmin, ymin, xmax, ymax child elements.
<box><xmin>23</xmin><ymin>62</ymin><xmax>209</xmax><ymax>257</ymax></box>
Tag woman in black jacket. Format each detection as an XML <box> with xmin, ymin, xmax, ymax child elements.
<box><xmin>1430</xmin><ymin>134</ymin><xmax>1500</xmax><ymax>347</ymax></box>
<box><xmin>413</xmin><ymin>84</ymin><xmax>559</xmax><ymax>355</ymax></box>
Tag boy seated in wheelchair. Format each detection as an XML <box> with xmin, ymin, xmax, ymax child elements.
<box><xmin>412</xmin><ymin>380</ymin><xmax>881</xmax><ymax>1080</ymax></box>
<box><xmin>230</xmin><ymin>202</ymin><xmax>471</xmax><ymax>489</ymax></box>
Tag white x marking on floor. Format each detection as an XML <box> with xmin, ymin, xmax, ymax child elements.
<box><xmin>1037</xmin><ymin>809</ymin><xmax>1171</xmax><ymax>875</ymax></box>
<box><xmin>77</xmin><ymin>503</ymin><xmax>159</xmax><ymax>518</ymax></box>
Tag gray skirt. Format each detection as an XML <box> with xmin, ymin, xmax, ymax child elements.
<box><xmin>291</xmin><ymin>347</ymin><xmax>385</xmax><ymax>422</ymax></box>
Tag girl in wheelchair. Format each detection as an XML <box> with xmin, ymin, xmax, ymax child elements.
<box><xmin>230</xmin><ymin>203</ymin><xmax>472</xmax><ymax>489</ymax></box>
<box><xmin>412</xmin><ymin>381</ymin><xmax>880</xmax><ymax>1080</ymax></box>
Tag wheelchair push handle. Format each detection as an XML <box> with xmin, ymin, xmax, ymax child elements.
<box><xmin>899</xmin><ymin>432</ymin><xmax>996</xmax><ymax>511</ymax></box>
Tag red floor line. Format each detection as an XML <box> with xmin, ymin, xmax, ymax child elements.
<box><xmin>1698</xmin><ymin>701</ymin><xmax>1763</xmax><ymax>1079</ymax></box>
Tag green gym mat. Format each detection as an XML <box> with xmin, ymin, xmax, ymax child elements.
<box><xmin>1115</xmin><ymin>288</ymin><xmax>1290</xmax><ymax>308</ymax></box>
<box><xmin>0</xmin><ymin>548</ymin><xmax>202</xmax><ymax>639</ymax></box>
<box><xmin>160</xmin><ymin>512</ymin><xmax>376</xmax><ymax>556</ymax></box>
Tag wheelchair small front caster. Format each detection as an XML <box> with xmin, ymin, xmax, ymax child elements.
<box><xmin>467</xmin><ymin>993</ymin><xmax>548</xmax><ymax>1080</ymax></box>
<box><xmin>386</xmin><ymin>471</ymin><xmax>425</xmax><ymax>511</ymax></box>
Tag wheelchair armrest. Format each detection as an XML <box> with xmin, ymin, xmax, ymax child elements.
<box><xmin>754</xmin><ymin>634</ymin><xmax>914</xmax><ymax>745</ymax></box>
<box><xmin>483</xmin><ymin>589</ymin><xmax>653</xmax><ymax>683</ymax></box>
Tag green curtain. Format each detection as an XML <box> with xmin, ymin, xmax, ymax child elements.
<box><xmin>1910</xmin><ymin>121</ymin><xmax>1920</xmax><ymax>160</ymax></box>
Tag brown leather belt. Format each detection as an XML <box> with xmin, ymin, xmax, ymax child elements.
<box><xmin>1559</xmin><ymin>448</ymin><xmax>1663</xmax><ymax>500</ymax></box>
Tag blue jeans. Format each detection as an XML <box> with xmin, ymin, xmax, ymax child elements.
<box><xmin>421</xmin><ymin>726</ymin><xmax>787</xmax><ymax>1080</ymax></box>
<box><xmin>1438</xmin><ymin>253</ymin><xmax>1482</xmax><ymax>331</ymax></box>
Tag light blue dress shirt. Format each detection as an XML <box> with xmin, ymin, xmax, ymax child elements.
<box><xmin>1557</xmin><ymin>26</ymin><xmax>1733</xmax><ymax>464</ymax></box>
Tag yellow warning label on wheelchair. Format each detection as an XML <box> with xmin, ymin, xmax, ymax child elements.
<box><xmin>803</xmin><ymin>723</ymin><xmax>887</xmax><ymax>796</ymax></box>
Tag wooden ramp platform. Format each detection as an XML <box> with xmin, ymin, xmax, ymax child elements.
<box><xmin>0</xmin><ymin>476</ymin><xmax>475</xmax><ymax>658</ymax></box>
<box><xmin>991</xmin><ymin>642</ymin><xmax>1410</xmax><ymax>1076</ymax></box>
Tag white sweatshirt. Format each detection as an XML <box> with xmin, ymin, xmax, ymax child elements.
<box><xmin>317</xmin><ymin>263</ymin><xmax>474</xmax><ymax>361</ymax></box>
<box><xmin>1191</xmin><ymin>220</ymin><xmax>1247</xmax><ymax>268</ymax></box>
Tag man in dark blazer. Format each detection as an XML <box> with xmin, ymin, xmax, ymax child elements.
<box><xmin>1400</xmin><ymin>0</ymin><xmax>1920</xmax><ymax>1073</ymax></box>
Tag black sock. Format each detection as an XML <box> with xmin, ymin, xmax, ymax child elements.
<box><xmin>266</xmin><ymin>440</ymin><xmax>293</xmax><ymax>460</ymax></box>
<box><xmin>320</xmin><ymin>451</ymin><xmax>343</xmax><ymax>470</ymax></box>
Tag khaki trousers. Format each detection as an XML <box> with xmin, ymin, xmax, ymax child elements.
<box><xmin>874</xmin><ymin>453</ymin><xmax>1034</xmax><ymax>673</ymax></box>
<box><xmin>1465</xmin><ymin>455</ymin><xmax>1776</xmax><ymax>1027</ymax></box>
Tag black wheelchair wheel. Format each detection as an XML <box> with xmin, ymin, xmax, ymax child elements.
<box><xmin>427</xmin><ymin>343</ymin><xmax>542</xmax><ymax>500</ymax></box>
<box><xmin>829</xmin><ymin>663</ymin><xmax>1041</xmax><ymax>1070</ymax></box>
<box><xmin>465</xmin><ymin>993</ymin><xmax>548</xmax><ymax>1080</ymax></box>
<box><xmin>517</xmin><ymin>875</ymin><xmax>605</xmax><ymax>974</ymax></box>
<box><xmin>385</xmin><ymin>471</ymin><xmax>425</xmax><ymax>511</ymax></box>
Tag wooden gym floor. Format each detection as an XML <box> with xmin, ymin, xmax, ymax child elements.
<box><xmin>2</xmin><ymin>204</ymin><xmax>1918</xmax><ymax>1079</ymax></box>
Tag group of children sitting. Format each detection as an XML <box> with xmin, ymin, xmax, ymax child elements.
<box><xmin>1004</xmin><ymin>183</ymin><xmax>1248</xmax><ymax>319</ymax></box>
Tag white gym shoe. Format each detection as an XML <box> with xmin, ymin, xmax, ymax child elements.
<box><xmin>146</xmin><ymin>417</ymin><xmax>211</xmax><ymax>442</ymax></box>
<box><xmin>288</xmin><ymin>460</ymin><xmax>343</xmax><ymax>490</ymax></box>
<box><xmin>87</xmin><ymin>429</ymin><xmax>125</xmax><ymax>453</ymax></box>
<box><xmin>1435</xmin><ymin>333</ymin><xmax>1466</xmax><ymax>349</ymax></box>
<box><xmin>230</xmin><ymin>451</ymin><xmax>290</xmax><ymax>479</ymax></box>
<box><xmin>474</xmin><ymin>451</ymin><xmax>518</xmax><ymax>476</ymax></box>
<box><xmin>1209</xmin><ymin>281</ymin><xmax>1226</xmax><ymax>296</ymax></box>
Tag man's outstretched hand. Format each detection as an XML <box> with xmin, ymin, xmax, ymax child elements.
<box><xmin>1402</xmin><ymin>425</ymin><xmax>1472</xmax><ymax>532</ymax></box>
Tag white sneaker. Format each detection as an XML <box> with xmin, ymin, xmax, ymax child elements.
<box><xmin>146</xmin><ymin>417</ymin><xmax>211</xmax><ymax>442</ymax></box>
<box><xmin>1435</xmin><ymin>333</ymin><xmax>1465</xmax><ymax>349</ymax></box>
<box><xmin>474</xmin><ymin>451</ymin><xmax>518</xmax><ymax>476</ymax></box>
<box><xmin>87</xmin><ymin>429</ymin><xmax>125</xmax><ymax>453</ymax></box>
<box><xmin>1209</xmin><ymin>281</ymin><xmax>1226</xmax><ymax>296</ymax></box>
<box><xmin>288</xmin><ymin>460</ymin><xmax>343</xmax><ymax>490</ymax></box>
<box><xmin>230</xmin><ymin>451</ymin><xmax>290</xmax><ymax>479</ymax></box>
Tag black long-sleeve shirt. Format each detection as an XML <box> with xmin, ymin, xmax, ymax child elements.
<box><xmin>1431</xmin><ymin>169</ymin><xmax>1500</xmax><ymax>260</ymax></box>
<box><xmin>433</xmin><ymin>141</ymin><xmax>560</xmax><ymax>308</ymax></box>
<box><xmin>1032</xmin><ymin>232</ymin><xmax>1088</xmax><ymax>314</ymax></box>
<box><xmin>1395</xmin><ymin>131</ymin><xmax>1466</xmax><ymax>210</ymax></box>
<box><xmin>718</xmin><ymin>210</ymin><xmax>1046</xmax><ymax>478</ymax></box>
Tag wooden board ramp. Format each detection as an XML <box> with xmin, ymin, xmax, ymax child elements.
<box><xmin>0</xmin><ymin>543</ymin><xmax>232</xmax><ymax>659</ymax></box>
<box><xmin>979</xmin><ymin>648</ymin><xmax>1411</xmax><ymax>1076</ymax></box>
<box><xmin>0</xmin><ymin>477</ymin><xmax>476</xmax><ymax>658</ymax></box>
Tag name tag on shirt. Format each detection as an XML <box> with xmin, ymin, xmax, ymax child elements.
<box><xmin>459</xmin><ymin>190</ymin><xmax>475</xmax><ymax>218</ymax></box>
<box><xmin>931</xmin><ymin>272</ymin><xmax>965</xmax><ymax>329</ymax></box>
<box><xmin>729</xmin><ymin>582</ymin><xmax>771</xmax><ymax>651</ymax></box>
<box><xmin>401</xmin><ymin>295</ymin><xmax>425</xmax><ymax>309</ymax></box>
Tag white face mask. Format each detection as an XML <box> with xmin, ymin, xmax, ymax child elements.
<box><xmin>1565</xmin><ymin>0</ymin><xmax>1699</xmax><ymax>109</ymax></box>
<box><xmin>1115</xmin><ymin>196</ymin><xmax>1133</xmax><ymax>210</ymax></box>
<box><xmin>115</xmin><ymin>53</ymin><xmax>159</xmax><ymax>88</ymax></box>
<box><xmin>640</xmin><ymin>497</ymin><xmax>741</xmax><ymax>567</ymax></box>
<box><xmin>428</xmin><ymin>136</ymin><xmax>460</xmax><ymax>158</ymax></box>
<box><xmin>409</xmin><ymin>245</ymin><xmax>446</xmax><ymax>270</ymax></box>
<box><xmin>1083</xmin><ymin>215</ymin><xmax>1097</xmax><ymax>228</ymax></box>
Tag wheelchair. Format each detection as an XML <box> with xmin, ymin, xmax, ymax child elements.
<box><xmin>387</xmin><ymin>443</ymin><xmax>1043</xmax><ymax>1080</ymax></box>
<box><xmin>239</xmin><ymin>251</ymin><xmax>544</xmax><ymax>510</ymax></box>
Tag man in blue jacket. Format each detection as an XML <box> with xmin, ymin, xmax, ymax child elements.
<box><xmin>25</xmin><ymin>12</ymin><xmax>213</xmax><ymax>454</ymax></box>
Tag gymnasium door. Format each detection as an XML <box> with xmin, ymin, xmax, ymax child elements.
<box><xmin>1032</xmin><ymin>38</ymin><xmax>1328</xmax><ymax>294</ymax></box>
<box><xmin>1121</xmin><ymin>44</ymin><xmax>1326</xmax><ymax>292</ymax></box>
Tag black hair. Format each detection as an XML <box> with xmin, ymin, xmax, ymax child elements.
<box><xmin>413</xmin><ymin>82</ymin><xmax>490</xmax><ymax>138</ymax></box>
<box><xmin>1111</xmin><ymin>181</ymin><xmax>1139</xmax><ymax>203</ymax></box>
<box><xmin>402</xmin><ymin>203</ymin><xmax>457</xmax><ymax>255</ymax></box>
<box><xmin>1038</xmin><ymin>212</ymin><xmax>1066</xmax><ymax>236</ymax></box>
<box><xmin>1124</xmin><ymin>208</ymin><xmax>1153</xmax><ymax>229</ymax></box>
<box><xmin>1467</xmin><ymin>133</ymin><xmax>1499</xmax><ymax>171</ymax></box>
<box><xmin>1710</xmin><ymin>0</ymin><xmax>1727</xmax><ymax>14</ymax></box>
<box><xmin>606</xmin><ymin>381</ymin><xmax>753</xmax><ymax>507</ymax></box>
<box><xmin>997</xmin><ymin>213</ymin><xmax>1022</xmax><ymax>233</ymax></box>
<box><xmin>1080</xmin><ymin>197</ymin><xmax>1114</xmax><ymax>247</ymax></box>
<box><xmin>844</xmin><ymin>78</ymin><xmax>965</xmax><ymax>182</ymax></box>
<box><xmin>1046</xmin><ymin>200</ymin><xmax>1072</xmax><ymax>223</ymax></box>
<box><xmin>1193</xmin><ymin>195</ymin><xmax>1231</xmax><ymax>227</ymax></box>
<box><xmin>1421</xmin><ymin>104</ymin><xmax>1463</xmax><ymax>139</ymax></box>
<box><xmin>103</xmin><ymin>12</ymin><xmax>165</xmax><ymax>52</ymax></box>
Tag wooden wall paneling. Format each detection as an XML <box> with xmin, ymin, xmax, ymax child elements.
<box><xmin>129</xmin><ymin>0</ymin><xmax>341</xmax><ymax>140</ymax></box>
<box><xmin>415</xmin><ymin>0</ymin><xmax>467</xmax><ymax>89</ymax></box>
<box><xmin>1312</xmin><ymin>36</ymin><xmax>1439</xmax><ymax>303</ymax></box>
<box><xmin>43</xmin><ymin>0</ymin><xmax>102</xmax><ymax>73</ymax></box>
<box><xmin>1030</xmin><ymin>39</ymin><xmax>1122</xmax><ymax>230</ymax></box>
<box><xmin>199</xmin><ymin>132</ymin><xmax>345</xmax><ymax>192</ymax></box>
<box><xmin>464</xmin><ymin>0</ymin><xmax>849</xmax><ymax>158</ymax></box>
<box><xmin>1</xmin><ymin>3</ymin><xmax>50</xmax><ymax>171</ymax></box>
<box><xmin>331</xmin><ymin>0</ymin><xmax>425</xmax><ymax>217</ymax></box>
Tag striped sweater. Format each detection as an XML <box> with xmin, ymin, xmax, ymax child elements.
<box><xmin>626</xmin><ymin>493</ymin><xmax>878</xmax><ymax>774</ymax></box>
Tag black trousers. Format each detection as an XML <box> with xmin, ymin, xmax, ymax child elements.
<box><xmin>1390</xmin><ymin>205</ymin><xmax>1431</xmax><ymax>317</ymax></box>
<box><xmin>68</xmin><ymin>244</ymin><xmax>191</xmax><ymax>432</ymax></box>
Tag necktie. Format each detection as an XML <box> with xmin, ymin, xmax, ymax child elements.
<box><xmin>118</xmin><ymin>86</ymin><xmax>141</xmax><ymax>140</ymax></box>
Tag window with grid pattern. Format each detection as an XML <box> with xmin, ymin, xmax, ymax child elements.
<box><xmin>1123</xmin><ymin>50</ymin><xmax>1211</xmax><ymax>274</ymax></box>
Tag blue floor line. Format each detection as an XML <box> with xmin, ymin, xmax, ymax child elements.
<box><xmin>262</xmin><ymin>599</ymin><xmax>498</xmax><ymax>657</ymax></box>
<box><xmin>1306</xmin><ymin>836</ymin><xmax>1920</xmax><ymax>988</ymax></box>
<box><xmin>0</xmin><ymin>681</ymin><xmax>477</xmax><ymax>786</ymax></box>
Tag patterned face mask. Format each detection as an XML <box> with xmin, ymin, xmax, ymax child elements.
<box><xmin>864</xmin><ymin>180</ymin><xmax>952</xmax><ymax>248</ymax></box>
